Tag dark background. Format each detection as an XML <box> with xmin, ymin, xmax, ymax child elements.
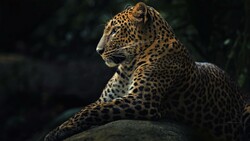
<box><xmin>0</xmin><ymin>0</ymin><xmax>249</xmax><ymax>141</ymax></box>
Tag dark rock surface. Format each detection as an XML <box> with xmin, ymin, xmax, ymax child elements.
<box><xmin>64</xmin><ymin>120</ymin><xmax>202</xmax><ymax>141</ymax></box>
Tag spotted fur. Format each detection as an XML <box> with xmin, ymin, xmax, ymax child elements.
<box><xmin>44</xmin><ymin>2</ymin><xmax>250</xmax><ymax>141</ymax></box>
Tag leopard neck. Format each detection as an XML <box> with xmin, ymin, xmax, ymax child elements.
<box><xmin>149</xmin><ymin>8</ymin><xmax>196</xmax><ymax>68</ymax></box>
<box><xmin>117</xmin><ymin>7</ymin><xmax>196</xmax><ymax>77</ymax></box>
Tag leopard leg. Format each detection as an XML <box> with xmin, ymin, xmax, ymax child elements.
<box><xmin>44</xmin><ymin>94</ymin><xmax>161</xmax><ymax>141</ymax></box>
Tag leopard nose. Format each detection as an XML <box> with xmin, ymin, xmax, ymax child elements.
<box><xmin>96</xmin><ymin>48</ymin><xmax>105</xmax><ymax>55</ymax></box>
<box><xmin>97</xmin><ymin>35</ymin><xmax>105</xmax><ymax>55</ymax></box>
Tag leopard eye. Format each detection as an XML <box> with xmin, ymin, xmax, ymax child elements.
<box><xmin>110</xmin><ymin>27</ymin><xmax>119</xmax><ymax>35</ymax></box>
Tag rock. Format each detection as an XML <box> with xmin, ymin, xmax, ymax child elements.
<box><xmin>64</xmin><ymin>120</ymin><xmax>202</xmax><ymax>141</ymax></box>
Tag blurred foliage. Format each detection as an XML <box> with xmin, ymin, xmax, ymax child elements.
<box><xmin>0</xmin><ymin>0</ymin><xmax>249</xmax><ymax>141</ymax></box>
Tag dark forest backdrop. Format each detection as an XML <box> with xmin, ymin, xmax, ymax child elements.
<box><xmin>0</xmin><ymin>0</ymin><xmax>249</xmax><ymax>141</ymax></box>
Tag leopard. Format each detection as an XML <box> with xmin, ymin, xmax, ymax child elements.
<box><xmin>44</xmin><ymin>2</ymin><xmax>250</xmax><ymax>141</ymax></box>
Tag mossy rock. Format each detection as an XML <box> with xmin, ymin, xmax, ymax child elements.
<box><xmin>64</xmin><ymin>120</ymin><xmax>202</xmax><ymax>141</ymax></box>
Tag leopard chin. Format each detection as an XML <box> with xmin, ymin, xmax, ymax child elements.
<box><xmin>105</xmin><ymin>60</ymin><xmax>118</xmax><ymax>67</ymax></box>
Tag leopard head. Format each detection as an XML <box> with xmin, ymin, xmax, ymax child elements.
<box><xmin>96</xmin><ymin>2</ymin><xmax>158</xmax><ymax>67</ymax></box>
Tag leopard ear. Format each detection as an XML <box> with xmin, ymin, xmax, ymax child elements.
<box><xmin>130</xmin><ymin>2</ymin><xmax>149</xmax><ymax>24</ymax></box>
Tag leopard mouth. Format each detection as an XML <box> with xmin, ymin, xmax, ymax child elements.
<box><xmin>104</xmin><ymin>55</ymin><xmax>126</xmax><ymax>67</ymax></box>
<box><xmin>111</xmin><ymin>56</ymin><xmax>126</xmax><ymax>64</ymax></box>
